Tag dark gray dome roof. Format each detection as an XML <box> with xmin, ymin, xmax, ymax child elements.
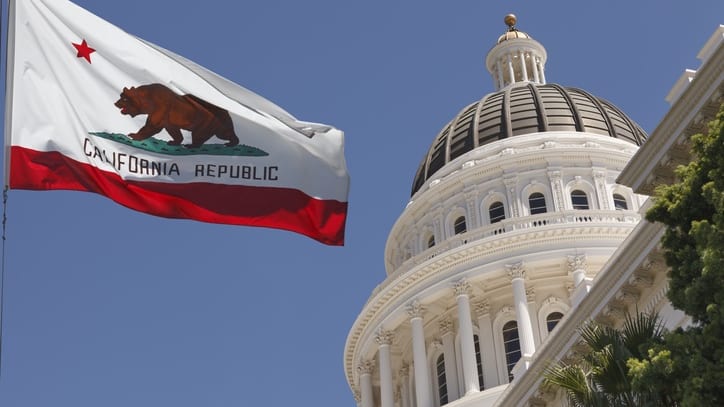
<box><xmin>410</xmin><ymin>83</ymin><xmax>648</xmax><ymax>195</ymax></box>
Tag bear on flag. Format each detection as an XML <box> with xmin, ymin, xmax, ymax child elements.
<box><xmin>3</xmin><ymin>0</ymin><xmax>349</xmax><ymax>245</ymax></box>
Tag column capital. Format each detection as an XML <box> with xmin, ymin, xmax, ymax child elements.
<box><xmin>475</xmin><ymin>300</ymin><xmax>491</xmax><ymax>316</ymax></box>
<box><xmin>375</xmin><ymin>328</ymin><xmax>395</xmax><ymax>346</ymax></box>
<box><xmin>353</xmin><ymin>389</ymin><xmax>361</xmax><ymax>404</ymax></box>
<box><xmin>406</xmin><ymin>299</ymin><xmax>426</xmax><ymax>319</ymax></box>
<box><xmin>567</xmin><ymin>254</ymin><xmax>587</xmax><ymax>273</ymax></box>
<box><xmin>547</xmin><ymin>169</ymin><xmax>562</xmax><ymax>180</ymax></box>
<box><xmin>439</xmin><ymin>317</ymin><xmax>454</xmax><ymax>336</ymax></box>
<box><xmin>452</xmin><ymin>279</ymin><xmax>472</xmax><ymax>297</ymax></box>
<box><xmin>357</xmin><ymin>359</ymin><xmax>375</xmax><ymax>375</ymax></box>
<box><xmin>506</xmin><ymin>262</ymin><xmax>526</xmax><ymax>280</ymax></box>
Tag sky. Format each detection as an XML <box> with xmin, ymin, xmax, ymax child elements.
<box><xmin>0</xmin><ymin>1</ymin><xmax>721</xmax><ymax>406</ymax></box>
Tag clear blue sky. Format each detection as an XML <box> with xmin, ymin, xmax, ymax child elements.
<box><xmin>0</xmin><ymin>1</ymin><xmax>721</xmax><ymax>406</ymax></box>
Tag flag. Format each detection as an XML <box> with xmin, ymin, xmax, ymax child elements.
<box><xmin>4</xmin><ymin>0</ymin><xmax>349</xmax><ymax>245</ymax></box>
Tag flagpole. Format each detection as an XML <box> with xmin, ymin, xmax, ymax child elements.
<box><xmin>0</xmin><ymin>0</ymin><xmax>16</xmax><ymax>380</ymax></box>
<box><xmin>3</xmin><ymin>0</ymin><xmax>16</xmax><ymax>189</ymax></box>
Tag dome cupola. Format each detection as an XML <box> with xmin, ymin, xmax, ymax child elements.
<box><xmin>486</xmin><ymin>14</ymin><xmax>547</xmax><ymax>90</ymax></box>
<box><xmin>410</xmin><ymin>16</ymin><xmax>648</xmax><ymax>196</ymax></box>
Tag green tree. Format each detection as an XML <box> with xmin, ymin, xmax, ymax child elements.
<box><xmin>543</xmin><ymin>312</ymin><xmax>671</xmax><ymax>407</ymax></box>
<box><xmin>645</xmin><ymin>103</ymin><xmax>724</xmax><ymax>406</ymax></box>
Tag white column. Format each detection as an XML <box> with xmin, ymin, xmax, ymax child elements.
<box><xmin>438</xmin><ymin>318</ymin><xmax>460</xmax><ymax>401</ymax></box>
<box><xmin>407</xmin><ymin>300</ymin><xmax>433</xmax><ymax>407</ymax></box>
<box><xmin>496</xmin><ymin>59</ymin><xmax>504</xmax><ymax>89</ymax></box>
<box><xmin>519</xmin><ymin>50</ymin><xmax>528</xmax><ymax>82</ymax></box>
<box><xmin>399</xmin><ymin>365</ymin><xmax>411</xmax><ymax>407</ymax></box>
<box><xmin>376</xmin><ymin>329</ymin><xmax>395</xmax><ymax>407</ymax></box>
<box><xmin>538</xmin><ymin>58</ymin><xmax>546</xmax><ymax>84</ymax></box>
<box><xmin>475</xmin><ymin>300</ymin><xmax>500</xmax><ymax>388</ymax></box>
<box><xmin>568</xmin><ymin>254</ymin><xmax>591</xmax><ymax>307</ymax></box>
<box><xmin>526</xmin><ymin>287</ymin><xmax>541</xmax><ymax>348</ymax></box>
<box><xmin>506</xmin><ymin>263</ymin><xmax>536</xmax><ymax>358</ymax></box>
<box><xmin>358</xmin><ymin>359</ymin><xmax>375</xmax><ymax>407</ymax></box>
<box><xmin>506</xmin><ymin>54</ymin><xmax>515</xmax><ymax>85</ymax></box>
<box><xmin>532</xmin><ymin>56</ymin><xmax>540</xmax><ymax>83</ymax></box>
<box><xmin>453</xmin><ymin>280</ymin><xmax>480</xmax><ymax>395</ymax></box>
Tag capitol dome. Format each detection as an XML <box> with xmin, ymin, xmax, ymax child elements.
<box><xmin>411</xmin><ymin>83</ymin><xmax>648</xmax><ymax>195</ymax></box>
<box><xmin>345</xmin><ymin>14</ymin><xmax>652</xmax><ymax>407</ymax></box>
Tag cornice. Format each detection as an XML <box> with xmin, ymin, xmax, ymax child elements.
<box><xmin>618</xmin><ymin>41</ymin><xmax>724</xmax><ymax>194</ymax></box>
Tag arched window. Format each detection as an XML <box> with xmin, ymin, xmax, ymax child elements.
<box><xmin>613</xmin><ymin>193</ymin><xmax>628</xmax><ymax>210</ymax></box>
<box><xmin>528</xmin><ymin>192</ymin><xmax>547</xmax><ymax>215</ymax></box>
<box><xmin>571</xmin><ymin>190</ymin><xmax>589</xmax><ymax>210</ymax></box>
<box><xmin>489</xmin><ymin>202</ymin><xmax>505</xmax><ymax>223</ymax></box>
<box><xmin>454</xmin><ymin>216</ymin><xmax>467</xmax><ymax>235</ymax></box>
<box><xmin>474</xmin><ymin>334</ymin><xmax>485</xmax><ymax>390</ymax></box>
<box><xmin>502</xmin><ymin>321</ymin><xmax>521</xmax><ymax>382</ymax></box>
<box><xmin>427</xmin><ymin>234</ymin><xmax>436</xmax><ymax>248</ymax></box>
<box><xmin>436</xmin><ymin>354</ymin><xmax>448</xmax><ymax>405</ymax></box>
<box><xmin>546</xmin><ymin>312</ymin><xmax>564</xmax><ymax>332</ymax></box>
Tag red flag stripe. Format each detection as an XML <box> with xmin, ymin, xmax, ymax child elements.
<box><xmin>9</xmin><ymin>146</ymin><xmax>347</xmax><ymax>245</ymax></box>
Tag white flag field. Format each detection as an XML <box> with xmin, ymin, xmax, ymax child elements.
<box><xmin>3</xmin><ymin>0</ymin><xmax>349</xmax><ymax>245</ymax></box>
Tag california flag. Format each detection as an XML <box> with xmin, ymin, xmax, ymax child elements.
<box><xmin>4</xmin><ymin>0</ymin><xmax>349</xmax><ymax>245</ymax></box>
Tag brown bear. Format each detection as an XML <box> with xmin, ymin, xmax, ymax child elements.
<box><xmin>114</xmin><ymin>83</ymin><xmax>239</xmax><ymax>148</ymax></box>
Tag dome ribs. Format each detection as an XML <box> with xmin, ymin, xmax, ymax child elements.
<box><xmin>410</xmin><ymin>83</ymin><xmax>648</xmax><ymax>196</ymax></box>
<box><xmin>527</xmin><ymin>84</ymin><xmax>549</xmax><ymax>132</ymax></box>
<box><xmin>449</xmin><ymin>103</ymin><xmax>478</xmax><ymax>162</ymax></box>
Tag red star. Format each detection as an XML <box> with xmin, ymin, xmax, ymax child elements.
<box><xmin>72</xmin><ymin>39</ymin><xmax>95</xmax><ymax>63</ymax></box>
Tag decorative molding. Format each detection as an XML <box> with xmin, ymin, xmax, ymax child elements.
<box><xmin>567</xmin><ymin>254</ymin><xmax>587</xmax><ymax>273</ymax></box>
<box><xmin>497</xmin><ymin>305</ymin><xmax>515</xmax><ymax>319</ymax></box>
<box><xmin>406</xmin><ymin>299</ymin><xmax>425</xmax><ymax>319</ymax></box>
<box><xmin>475</xmin><ymin>300</ymin><xmax>491</xmax><ymax>316</ymax></box>
<box><xmin>439</xmin><ymin>317</ymin><xmax>454</xmax><ymax>336</ymax></box>
<box><xmin>353</xmin><ymin>389</ymin><xmax>361</xmax><ymax>404</ymax></box>
<box><xmin>375</xmin><ymin>328</ymin><xmax>395</xmax><ymax>346</ymax></box>
<box><xmin>506</xmin><ymin>262</ymin><xmax>526</xmax><ymax>280</ymax></box>
<box><xmin>432</xmin><ymin>339</ymin><xmax>443</xmax><ymax>351</ymax></box>
<box><xmin>526</xmin><ymin>287</ymin><xmax>536</xmax><ymax>302</ymax></box>
<box><xmin>543</xmin><ymin>296</ymin><xmax>561</xmax><ymax>306</ymax></box>
<box><xmin>357</xmin><ymin>359</ymin><xmax>375</xmax><ymax>375</ymax></box>
<box><xmin>452</xmin><ymin>279</ymin><xmax>472</xmax><ymax>297</ymax></box>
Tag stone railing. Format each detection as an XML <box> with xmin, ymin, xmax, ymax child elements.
<box><xmin>391</xmin><ymin>210</ymin><xmax>641</xmax><ymax>276</ymax></box>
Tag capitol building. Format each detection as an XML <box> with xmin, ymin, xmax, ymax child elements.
<box><xmin>343</xmin><ymin>15</ymin><xmax>724</xmax><ymax>407</ymax></box>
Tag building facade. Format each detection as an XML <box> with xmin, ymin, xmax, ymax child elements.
<box><xmin>344</xmin><ymin>16</ymin><xmax>724</xmax><ymax>407</ymax></box>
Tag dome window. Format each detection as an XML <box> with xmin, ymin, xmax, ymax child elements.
<box><xmin>528</xmin><ymin>192</ymin><xmax>547</xmax><ymax>215</ymax></box>
<box><xmin>571</xmin><ymin>190</ymin><xmax>590</xmax><ymax>210</ymax></box>
<box><xmin>546</xmin><ymin>312</ymin><xmax>564</xmax><ymax>332</ymax></box>
<box><xmin>427</xmin><ymin>234</ymin><xmax>436</xmax><ymax>249</ymax></box>
<box><xmin>502</xmin><ymin>321</ymin><xmax>521</xmax><ymax>382</ymax></box>
<box><xmin>613</xmin><ymin>193</ymin><xmax>628</xmax><ymax>210</ymax></box>
<box><xmin>489</xmin><ymin>201</ymin><xmax>506</xmax><ymax>223</ymax></box>
<box><xmin>436</xmin><ymin>354</ymin><xmax>448</xmax><ymax>405</ymax></box>
<box><xmin>454</xmin><ymin>216</ymin><xmax>467</xmax><ymax>235</ymax></box>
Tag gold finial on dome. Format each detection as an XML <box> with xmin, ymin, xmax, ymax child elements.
<box><xmin>504</xmin><ymin>14</ymin><xmax>517</xmax><ymax>30</ymax></box>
